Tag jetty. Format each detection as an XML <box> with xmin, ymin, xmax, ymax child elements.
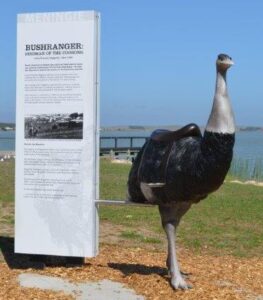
<box><xmin>100</xmin><ymin>136</ymin><xmax>147</xmax><ymax>157</ymax></box>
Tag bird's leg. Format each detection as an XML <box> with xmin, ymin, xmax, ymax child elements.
<box><xmin>165</xmin><ymin>222</ymin><xmax>191</xmax><ymax>289</ymax></box>
<box><xmin>166</xmin><ymin>256</ymin><xmax>189</xmax><ymax>278</ymax></box>
<box><xmin>159</xmin><ymin>204</ymin><xmax>192</xmax><ymax>290</ymax></box>
<box><xmin>166</xmin><ymin>254</ymin><xmax>171</xmax><ymax>275</ymax></box>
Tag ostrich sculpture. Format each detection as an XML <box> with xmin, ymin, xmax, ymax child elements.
<box><xmin>127</xmin><ymin>54</ymin><xmax>235</xmax><ymax>289</ymax></box>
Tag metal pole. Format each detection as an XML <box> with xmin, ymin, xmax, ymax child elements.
<box><xmin>95</xmin><ymin>199</ymin><xmax>154</xmax><ymax>207</ymax></box>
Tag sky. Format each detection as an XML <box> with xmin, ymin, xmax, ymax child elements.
<box><xmin>0</xmin><ymin>0</ymin><xmax>263</xmax><ymax>127</ymax></box>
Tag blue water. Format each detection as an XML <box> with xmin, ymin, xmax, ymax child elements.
<box><xmin>234</xmin><ymin>131</ymin><xmax>263</xmax><ymax>159</ymax></box>
<box><xmin>0</xmin><ymin>131</ymin><xmax>15</xmax><ymax>151</ymax></box>
<box><xmin>1</xmin><ymin>130</ymin><xmax>263</xmax><ymax>160</ymax></box>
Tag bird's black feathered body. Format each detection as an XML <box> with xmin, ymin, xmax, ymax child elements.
<box><xmin>128</xmin><ymin>130</ymin><xmax>235</xmax><ymax>205</ymax></box>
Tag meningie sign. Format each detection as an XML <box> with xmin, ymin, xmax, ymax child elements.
<box><xmin>15</xmin><ymin>11</ymin><xmax>100</xmax><ymax>257</ymax></box>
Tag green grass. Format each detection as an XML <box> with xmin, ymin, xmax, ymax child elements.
<box><xmin>1</xmin><ymin>215</ymin><xmax>14</xmax><ymax>224</ymax></box>
<box><xmin>100</xmin><ymin>158</ymin><xmax>130</xmax><ymax>200</ymax></box>
<box><xmin>120</xmin><ymin>230</ymin><xmax>161</xmax><ymax>244</ymax></box>
<box><xmin>180</xmin><ymin>184</ymin><xmax>263</xmax><ymax>257</ymax></box>
<box><xmin>1</xmin><ymin>157</ymin><xmax>263</xmax><ymax>257</ymax></box>
<box><xmin>0</xmin><ymin>160</ymin><xmax>15</xmax><ymax>202</ymax></box>
<box><xmin>100</xmin><ymin>158</ymin><xmax>263</xmax><ymax>257</ymax></box>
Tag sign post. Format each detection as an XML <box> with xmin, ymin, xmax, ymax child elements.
<box><xmin>15</xmin><ymin>11</ymin><xmax>100</xmax><ymax>257</ymax></box>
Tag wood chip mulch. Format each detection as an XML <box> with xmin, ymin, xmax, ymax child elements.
<box><xmin>0</xmin><ymin>244</ymin><xmax>262</xmax><ymax>300</ymax></box>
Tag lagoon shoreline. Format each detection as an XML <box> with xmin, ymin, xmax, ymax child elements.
<box><xmin>0</xmin><ymin>151</ymin><xmax>15</xmax><ymax>159</ymax></box>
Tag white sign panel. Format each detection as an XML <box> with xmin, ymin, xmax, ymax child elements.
<box><xmin>15</xmin><ymin>11</ymin><xmax>100</xmax><ymax>257</ymax></box>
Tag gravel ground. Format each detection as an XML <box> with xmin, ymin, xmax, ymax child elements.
<box><xmin>0</xmin><ymin>244</ymin><xmax>262</xmax><ymax>300</ymax></box>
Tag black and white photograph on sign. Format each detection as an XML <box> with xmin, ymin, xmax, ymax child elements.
<box><xmin>24</xmin><ymin>113</ymin><xmax>83</xmax><ymax>139</ymax></box>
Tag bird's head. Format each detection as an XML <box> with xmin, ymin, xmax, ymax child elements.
<box><xmin>216</xmin><ymin>54</ymin><xmax>234</xmax><ymax>72</ymax></box>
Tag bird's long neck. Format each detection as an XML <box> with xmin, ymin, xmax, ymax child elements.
<box><xmin>205</xmin><ymin>69</ymin><xmax>235</xmax><ymax>134</ymax></box>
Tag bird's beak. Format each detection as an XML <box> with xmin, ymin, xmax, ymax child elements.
<box><xmin>219</xmin><ymin>59</ymin><xmax>234</xmax><ymax>67</ymax></box>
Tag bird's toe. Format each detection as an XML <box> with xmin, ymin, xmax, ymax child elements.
<box><xmin>180</xmin><ymin>270</ymin><xmax>191</xmax><ymax>279</ymax></box>
<box><xmin>171</xmin><ymin>277</ymin><xmax>192</xmax><ymax>290</ymax></box>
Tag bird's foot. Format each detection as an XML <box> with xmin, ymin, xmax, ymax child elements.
<box><xmin>167</xmin><ymin>269</ymin><xmax>190</xmax><ymax>279</ymax></box>
<box><xmin>180</xmin><ymin>270</ymin><xmax>191</xmax><ymax>279</ymax></box>
<box><xmin>170</xmin><ymin>275</ymin><xmax>192</xmax><ymax>290</ymax></box>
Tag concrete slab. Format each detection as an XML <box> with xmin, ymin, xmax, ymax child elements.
<box><xmin>18</xmin><ymin>273</ymin><xmax>145</xmax><ymax>300</ymax></box>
